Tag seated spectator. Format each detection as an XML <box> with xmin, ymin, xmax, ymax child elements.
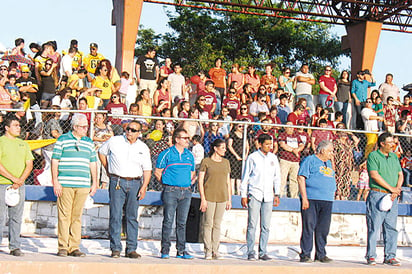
<box><xmin>197</xmin><ymin>80</ymin><xmax>217</xmax><ymax>118</ymax></box>
<box><xmin>254</xmin><ymin>85</ymin><xmax>271</xmax><ymax>106</ymax></box>
<box><xmin>310</xmin><ymin>104</ymin><xmax>323</xmax><ymax>127</ymax></box>
<box><xmin>217</xmin><ymin>107</ymin><xmax>232</xmax><ymax>138</ymax></box>
<box><xmin>195</xmin><ymin>95</ymin><xmax>210</xmax><ymax>121</ymax></box>
<box><xmin>317</xmin><ymin>109</ymin><xmax>334</xmax><ymax>128</ymax></box>
<box><xmin>222</xmin><ymin>87</ymin><xmax>241</xmax><ymax>120</ymax></box>
<box><xmin>311</xmin><ymin>119</ymin><xmax>335</xmax><ymax>152</ymax></box>
<box><xmin>333</xmin><ymin>111</ymin><xmax>343</xmax><ymax>127</ymax></box>
<box><xmin>401</xmin><ymin>149</ymin><xmax>412</xmax><ymax>187</ymax></box>
<box><xmin>119</xmin><ymin>71</ymin><xmax>134</xmax><ymax>103</ymax></box>
<box><xmin>384</xmin><ymin>96</ymin><xmax>396</xmax><ymax>133</ymax></box>
<box><xmin>236</xmin><ymin>103</ymin><xmax>254</xmax><ymax>122</ymax></box>
<box><xmin>136</xmin><ymin>89</ymin><xmax>152</xmax><ymax>119</ymax></box>
<box><xmin>361</xmin><ymin>98</ymin><xmax>383</xmax><ymax>157</ymax></box>
<box><xmin>276</xmin><ymin>94</ymin><xmax>291</xmax><ymax>124</ymax></box>
<box><xmin>4</xmin><ymin>74</ymin><xmax>20</xmax><ymax>103</ymax></box>
<box><xmin>51</xmin><ymin>88</ymin><xmax>73</xmax><ymax>123</ymax></box>
<box><xmin>93</xmin><ymin>112</ymin><xmax>113</xmax><ymax>189</ymax></box>
<box><xmin>203</xmin><ymin>122</ymin><xmax>224</xmax><ymax>155</ymax></box>
<box><xmin>287</xmin><ymin>104</ymin><xmax>304</xmax><ymax>125</ymax></box>
<box><xmin>153</xmin><ymin>78</ymin><xmax>171</xmax><ymax>110</ymax></box>
<box><xmin>249</xmin><ymin>93</ymin><xmax>269</xmax><ymax>119</ymax></box>
<box><xmin>240</xmin><ymin>83</ymin><xmax>254</xmax><ymax>105</ymax></box>
<box><xmin>182</xmin><ymin>106</ymin><xmax>204</xmax><ymax>140</ymax></box>
<box><xmin>254</xmin><ymin>119</ymin><xmax>277</xmax><ymax>153</ymax></box>
<box><xmin>178</xmin><ymin>100</ymin><xmax>190</xmax><ymax>118</ymax></box>
<box><xmin>105</xmin><ymin>91</ymin><xmax>127</xmax><ymax>135</ymax></box>
<box><xmin>296</xmin><ymin>97</ymin><xmax>311</xmax><ymax>125</ymax></box>
<box><xmin>398</xmin><ymin>95</ymin><xmax>412</xmax><ymax>116</ymax></box>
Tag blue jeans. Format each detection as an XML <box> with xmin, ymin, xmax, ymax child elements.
<box><xmin>0</xmin><ymin>184</ymin><xmax>25</xmax><ymax>251</ymax></box>
<box><xmin>300</xmin><ymin>199</ymin><xmax>332</xmax><ymax>260</ymax></box>
<box><xmin>366</xmin><ymin>190</ymin><xmax>398</xmax><ymax>260</ymax></box>
<box><xmin>109</xmin><ymin>176</ymin><xmax>141</xmax><ymax>253</ymax></box>
<box><xmin>161</xmin><ymin>185</ymin><xmax>192</xmax><ymax>255</ymax></box>
<box><xmin>296</xmin><ymin>94</ymin><xmax>314</xmax><ymax>116</ymax></box>
<box><xmin>318</xmin><ymin>94</ymin><xmax>329</xmax><ymax>109</ymax></box>
<box><xmin>334</xmin><ymin>101</ymin><xmax>349</xmax><ymax>125</ymax></box>
<box><xmin>246</xmin><ymin>195</ymin><xmax>272</xmax><ymax>257</ymax></box>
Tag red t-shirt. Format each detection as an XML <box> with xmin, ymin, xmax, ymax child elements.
<box><xmin>236</xmin><ymin>114</ymin><xmax>254</xmax><ymax>122</ymax></box>
<box><xmin>269</xmin><ymin>116</ymin><xmax>281</xmax><ymax>124</ymax></box>
<box><xmin>384</xmin><ymin>105</ymin><xmax>396</xmax><ymax>127</ymax></box>
<box><xmin>287</xmin><ymin>112</ymin><xmax>300</xmax><ymax>125</ymax></box>
<box><xmin>278</xmin><ymin>131</ymin><xmax>302</xmax><ymax>162</ymax></box>
<box><xmin>222</xmin><ymin>97</ymin><xmax>240</xmax><ymax>120</ymax></box>
<box><xmin>319</xmin><ymin>75</ymin><xmax>337</xmax><ymax>95</ymax></box>
<box><xmin>312</xmin><ymin>129</ymin><xmax>335</xmax><ymax>147</ymax></box>
<box><xmin>398</xmin><ymin>105</ymin><xmax>412</xmax><ymax>116</ymax></box>
<box><xmin>208</xmin><ymin>68</ymin><xmax>226</xmax><ymax>88</ymax></box>
<box><xmin>197</xmin><ymin>90</ymin><xmax>217</xmax><ymax>116</ymax></box>
<box><xmin>105</xmin><ymin>102</ymin><xmax>128</xmax><ymax>125</ymax></box>
<box><xmin>255</xmin><ymin>129</ymin><xmax>277</xmax><ymax>152</ymax></box>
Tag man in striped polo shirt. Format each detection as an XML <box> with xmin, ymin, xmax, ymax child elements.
<box><xmin>52</xmin><ymin>113</ymin><xmax>98</xmax><ymax>257</ymax></box>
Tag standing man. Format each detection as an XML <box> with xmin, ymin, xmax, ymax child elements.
<box><xmin>294</xmin><ymin>63</ymin><xmax>315</xmax><ymax>116</ymax></box>
<box><xmin>241</xmin><ymin>134</ymin><xmax>281</xmax><ymax>261</ymax></box>
<box><xmin>298</xmin><ymin>140</ymin><xmax>335</xmax><ymax>263</ymax></box>
<box><xmin>168</xmin><ymin>63</ymin><xmax>186</xmax><ymax>101</ymax></box>
<box><xmin>83</xmin><ymin>43</ymin><xmax>105</xmax><ymax>87</ymax></box>
<box><xmin>351</xmin><ymin>70</ymin><xmax>376</xmax><ymax>129</ymax></box>
<box><xmin>98</xmin><ymin>121</ymin><xmax>152</xmax><ymax>259</ymax></box>
<box><xmin>52</xmin><ymin>114</ymin><xmax>98</xmax><ymax>257</ymax></box>
<box><xmin>366</xmin><ymin>132</ymin><xmax>402</xmax><ymax>266</ymax></box>
<box><xmin>135</xmin><ymin>47</ymin><xmax>159</xmax><ymax>99</ymax></box>
<box><xmin>60</xmin><ymin>47</ymin><xmax>77</xmax><ymax>77</ymax></box>
<box><xmin>155</xmin><ymin>128</ymin><xmax>195</xmax><ymax>259</ymax></box>
<box><xmin>0</xmin><ymin>117</ymin><xmax>33</xmax><ymax>256</ymax></box>
<box><xmin>379</xmin><ymin>73</ymin><xmax>400</xmax><ymax>104</ymax></box>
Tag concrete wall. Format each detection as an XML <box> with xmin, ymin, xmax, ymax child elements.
<box><xmin>8</xmin><ymin>201</ymin><xmax>412</xmax><ymax>246</ymax></box>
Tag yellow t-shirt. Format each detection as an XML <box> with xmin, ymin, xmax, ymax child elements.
<box><xmin>83</xmin><ymin>53</ymin><xmax>104</xmax><ymax>74</ymax></box>
<box><xmin>68</xmin><ymin>74</ymin><xmax>81</xmax><ymax>96</ymax></box>
<box><xmin>92</xmin><ymin>76</ymin><xmax>113</xmax><ymax>99</ymax></box>
<box><xmin>34</xmin><ymin>55</ymin><xmax>48</xmax><ymax>71</ymax></box>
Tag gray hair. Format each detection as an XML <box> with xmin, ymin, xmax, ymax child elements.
<box><xmin>316</xmin><ymin>140</ymin><xmax>333</xmax><ymax>154</ymax></box>
<box><xmin>71</xmin><ymin>113</ymin><xmax>88</xmax><ymax>127</ymax></box>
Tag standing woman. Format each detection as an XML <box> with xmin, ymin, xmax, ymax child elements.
<box><xmin>335</xmin><ymin>70</ymin><xmax>351</xmax><ymax>126</ymax></box>
<box><xmin>244</xmin><ymin>65</ymin><xmax>260</xmax><ymax>94</ymax></box>
<box><xmin>199</xmin><ymin>139</ymin><xmax>231</xmax><ymax>260</ymax></box>
<box><xmin>228</xmin><ymin>64</ymin><xmax>244</xmax><ymax>94</ymax></box>
<box><xmin>93</xmin><ymin>64</ymin><xmax>116</xmax><ymax>108</ymax></box>
<box><xmin>278</xmin><ymin>67</ymin><xmax>295</xmax><ymax>107</ymax></box>
<box><xmin>40</xmin><ymin>59</ymin><xmax>58</xmax><ymax>108</ymax></box>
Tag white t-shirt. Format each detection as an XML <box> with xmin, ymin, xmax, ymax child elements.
<box><xmin>60</xmin><ymin>55</ymin><xmax>73</xmax><ymax>77</ymax></box>
<box><xmin>168</xmin><ymin>73</ymin><xmax>185</xmax><ymax>100</ymax></box>
<box><xmin>361</xmin><ymin>107</ymin><xmax>379</xmax><ymax>131</ymax></box>
<box><xmin>295</xmin><ymin>71</ymin><xmax>314</xmax><ymax>96</ymax></box>
<box><xmin>192</xmin><ymin>143</ymin><xmax>205</xmax><ymax>165</ymax></box>
<box><xmin>51</xmin><ymin>96</ymin><xmax>72</xmax><ymax>120</ymax></box>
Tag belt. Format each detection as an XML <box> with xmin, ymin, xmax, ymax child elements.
<box><xmin>112</xmin><ymin>174</ymin><xmax>141</xmax><ymax>181</ymax></box>
<box><xmin>371</xmin><ymin>187</ymin><xmax>390</xmax><ymax>194</ymax></box>
<box><xmin>163</xmin><ymin>185</ymin><xmax>191</xmax><ymax>190</ymax></box>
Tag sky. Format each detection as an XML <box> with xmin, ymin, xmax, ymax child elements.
<box><xmin>2</xmin><ymin>0</ymin><xmax>411</xmax><ymax>91</ymax></box>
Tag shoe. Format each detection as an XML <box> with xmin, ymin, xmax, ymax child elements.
<box><xmin>205</xmin><ymin>254</ymin><xmax>212</xmax><ymax>260</ymax></box>
<box><xmin>10</xmin><ymin>249</ymin><xmax>24</xmax><ymax>257</ymax></box>
<box><xmin>176</xmin><ymin>251</ymin><xmax>194</xmax><ymax>259</ymax></box>
<box><xmin>111</xmin><ymin>250</ymin><xmax>121</xmax><ymax>258</ymax></box>
<box><xmin>383</xmin><ymin>258</ymin><xmax>401</xmax><ymax>266</ymax></box>
<box><xmin>69</xmin><ymin>249</ymin><xmax>86</xmax><ymax>257</ymax></box>
<box><xmin>247</xmin><ymin>254</ymin><xmax>257</xmax><ymax>261</ymax></box>
<box><xmin>300</xmin><ymin>256</ymin><xmax>313</xmax><ymax>263</ymax></box>
<box><xmin>160</xmin><ymin>253</ymin><xmax>170</xmax><ymax>259</ymax></box>
<box><xmin>212</xmin><ymin>252</ymin><xmax>221</xmax><ymax>260</ymax></box>
<box><xmin>126</xmin><ymin>251</ymin><xmax>141</xmax><ymax>259</ymax></box>
<box><xmin>317</xmin><ymin>256</ymin><xmax>333</xmax><ymax>263</ymax></box>
<box><xmin>57</xmin><ymin>249</ymin><xmax>68</xmax><ymax>257</ymax></box>
<box><xmin>367</xmin><ymin>258</ymin><xmax>376</xmax><ymax>266</ymax></box>
<box><xmin>259</xmin><ymin>254</ymin><xmax>272</xmax><ymax>261</ymax></box>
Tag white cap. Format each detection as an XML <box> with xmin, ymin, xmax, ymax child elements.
<box><xmin>379</xmin><ymin>194</ymin><xmax>393</xmax><ymax>211</ymax></box>
<box><xmin>5</xmin><ymin>186</ymin><xmax>20</xmax><ymax>207</ymax></box>
<box><xmin>84</xmin><ymin>195</ymin><xmax>94</xmax><ymax>210</ymax></box>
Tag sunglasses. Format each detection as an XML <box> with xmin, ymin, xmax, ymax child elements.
<box><xmin>366</xmin><ymin>101</ymin><xmax>373</xmax><ymax>103</ymax></box>
<box><xmin>75</xmin><ymin>140</ymin><xmax>81</xmax><ymax>151</ymax></box>
<box><xmin>22</xmin><ymin>71</ymin><xmax>29</xmax><ymax>73</ymax></box>
<box><xmin>46</xmin><ymin>63</ymin><xmax>52</xmax><ymax>65</ymax></box>
<box><xmin>126</xmin><ymin>127</ymin><xmax>140</xmax><ymax>133</ymax></box>
<box><xmin>111</xmin><ymin>96</ymin><xmax>117</xmax><ymax>99</ymax></box>
<box><xmin>241</xmin><ymin>108</ymin><xmax>248</xmax><ymax>110</ymax></box>
<box><xmin>229</xmin><ymin>92</ymin><xmax>236</xmax><ymax>94</ymax></box>
<box><xmin>285</xmin><ymin>71</ymin><xmax>290</xmax><ymax>74</ymax></box>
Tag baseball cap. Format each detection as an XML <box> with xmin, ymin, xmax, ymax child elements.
<box><xmin>379</xmin><ymin>194</ymin><xmax>393</xmax><ymax>211</ymax></box>
<box><xmin>5</xmin><ymin>186</ymin><xmax>20</xmax><ymax>207</ymax></box>
<box><xmin>21</xmin><ymin>66</ymin><xmax>30</xmax><ymax>73</ymax></box>
<box><xmin>90</xmin><ymin>43</ymin><xmax>98</xmax><ymax>49</ymax></box>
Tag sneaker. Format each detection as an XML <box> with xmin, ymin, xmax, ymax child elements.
<box><xmin>259</xmin><ymin>254</ymin><xmax>272</xmax><ymax>261</ymax></box>
<box><xmin>57</xmin><ymin>249</ymin><xmax>68</xmax><ymax>257</ymax></box>
<box><xmin>300</xmin><ymin>256</ymin><xmax>313</xmax><ymax>263</ymax></box>
<box><xmin>69</xmin><ymin>249</ymin><xmax>86</xmax><ymax>257</ymax></box>
<box><xmin>10</xmin><ymin>249</ymin><xmax>24</xmax><ymax>257</ymax></box>
<box><xmin>247</xmin><ymin>254</ymin><xmax>257</xmax><ymax>261</ymax></box>
<box><xmin>176</xmin><ymin>251</ymin><xmax>194</xmax><ymax>259</ymax></box>
<box><xmin>383</xmin><ymin>258</ymin><xmax>401</xmax><ymax>266</ymax></box>
<box><xmin>205</xmin><ymin>254</ymin><xmax>212</xmax><ymax>260</ymax></box>
<box><xmin>111</xmin><ymin>250</ymin><xmax>121</xmax><ymax>258</ymax></box>
<box><xmin>212</xmin><ymin>252</ymin><xmax>221</xmax><ymax>260</ymax></box>
<box><xmin>160</xmin><ymin>253</ymin><xmax>170</xmax><ymax>259</ymax></box>
<box><xmin>126</xmin><ymin>251</ymin><xmax>141</xmax><ymax>259</ymax></box>
<box><xmin>317</xmin><ymin>256</ymin><xmax>333</xmax><ymax>263</ymax></box>
<box><xmin>367</xmin><ymin>258</ymin><xmax>376</xmax><ymax>266</ymax></box>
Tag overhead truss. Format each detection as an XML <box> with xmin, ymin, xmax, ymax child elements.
<box><xmin>143</xmin><ymin>0</ymin><xmax>412</xmax><ymax>33</ymax></box>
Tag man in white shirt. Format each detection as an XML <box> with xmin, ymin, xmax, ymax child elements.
<box><xmin>167</xmin><ymin>63</ymin><xmax>186</xmax><ymax>101</ymax></box>
<box><xmin>361</xmin><ymin>98</ymin><xmax>384</xmax><ymax>158</ymax></box>
<box><xmin>378</xmin><ymin>73</ymin><xmax>400</xmax><ymax>103</ymax></box>
<box><xmin>60</xmin><ymin>47</ymin><xmax>77</xmax><ymax>77</ymax></box>
<box><xmin>98</xmin><ymin>121</ymin><xmax>152</xmax><ymax>259</ymax></box>
<box><xmin>240</xmin><ymin>134</ymin><xmax>281</xmax><ymax>261</ymax></box>
<box><xmin>295</xmin><ymin>64</ymin><xmax>315</xmax><ymax>115</ymax></box>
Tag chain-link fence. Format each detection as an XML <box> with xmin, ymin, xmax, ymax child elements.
<box><xmin>3</xmin><ymin>109</ymin><xmax>411</xmax><ymax>203</ymax></box>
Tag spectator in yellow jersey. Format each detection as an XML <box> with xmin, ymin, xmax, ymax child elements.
<box><xmin>83</xmin><ymin>43</ymin><xmax>104</xmax><ymax>87</ymax></box>
<box><xmin>92</xmin><ymin>63</ymin><xmax>115</xmax><ymax>108</ymax></box>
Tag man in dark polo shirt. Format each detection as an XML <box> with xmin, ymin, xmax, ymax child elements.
<box><xmin>366</xmin><ymin>132</ymin><xmax>403</xmax><ymax>266</ymax></box>
<box><xmin>155</xmin><ymin>128</ymin><xmax>195</xmax><ymax>259</ymax></box>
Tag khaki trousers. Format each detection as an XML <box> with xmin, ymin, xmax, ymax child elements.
<box><xmin>202</xmin><ymin>201</ymin><xmax>226</xmax><ymax>256</ymax></box>
<box><xmin>57</xmin><ymin>187</ymin><xmax>89</xmax><ymax>252</ymax></box>
<box><xmin>279</xmin><ymin>159</ymin><xmax>300</xmax><ymax>198</ymax></box>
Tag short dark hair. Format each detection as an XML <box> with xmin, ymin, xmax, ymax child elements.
<box><xmin>279</xmin><ymin>94</ymin><xmax>288</xmax><ymax>100</ymax></box>
<box><xmin>78</xmin><ymin>97</ymin><xmax>87</xmax><ymax>104</ymax></box>
<box><xmin>78</xmin><ymin>68</ymin><xmax>87</xmax><ymax>74</ymax></box>
<box><xmin>335</xmin><ymin>111</ymin><xmax>343</xmax><ymax>119</ymax></box>
<box><xmin>205</xmin><ymin>80</ymin><xmax>214</xmax><ymax>86</ymax></box>
<box><xmin>4</xmin><ymin>116</ymin><xmax>20</xmax><ymax>128</ymax></box>
<box><xmin>172</xmin><ymin>127</ymin><xmax>188</xmax><ymax>145</ymax></box>
<box><xmin>294</xmin><ymin>104</ymin><xmax>304</xmax><ymax>111</ymax></box>
<box><xmin>129</xmin><ymin>120</ymin><xmax>142</xmax><ymax>129</ymax></box>
<box><xmin>258</xmin><ymin>133</ymin><xmax>272</xmax><ymax>145</ymax></box>
<box><xmin>377</xmin><ymin>132</ymin><xmax>393</xmax><ymax>148</ymax></box>
<box><xmin>401</xmin><ymin>109</ymin><xmax>409</xmax><ymax>118</ymax></box>
<box><xmin>318</xmin><ymin>118</ymin><xmax>327</xmax><ymax>125</ymax></box>
<box><xmin>192</xmin><ymin>134</ymin><xmax>202</xmax><ymax>143</ymax></box>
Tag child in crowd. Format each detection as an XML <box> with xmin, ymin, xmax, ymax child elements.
<box><xmin>333</xmin><ymin>111</ymin><xmax>343</xmax><ymax>128</ymax></box>
<box><xmin>373</xmin><ymin>96</ymin><xmax>384</xmax><ymax>131</ymax></box>
<box><xmin>5</xmin><ymin>75</ymin><xmax>20</xmax><ymax>102</ymax></box>
<box><xmin>384</xmin><ymin>96</ymin><xmax>397</xmax><ymax>133</ymax></box>
<box><xmin>191</xmin><ymin>134</ymin><xmax>204</xmax><ymax>192</ymax></box>
<box><xmin>356</xmin><ymin>160</ymin><xmax>370</xmax><ymax>201</ymax></box>
<box><xmin>401</xmin><ymin>149</ymin><xmax>412</xmax><ymax>187</ymax></box>
<box><xmin>119</xmin><ymin>71</ymin><xmax>134</xmax><ymax>103</ymax></box>
<box><xmin>217</xmin><ymin>106</ymin><xmax>232</xmax><ymax>138</ymax></box>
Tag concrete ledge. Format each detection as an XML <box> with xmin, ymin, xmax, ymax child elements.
<box><xmin>25</xmin><ymin>186</ymin><xmax>412</xmax><ymax>216</ymax></box>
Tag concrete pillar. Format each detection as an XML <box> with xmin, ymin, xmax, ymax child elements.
<box><xmin>112</xmin><ymin>0</ymin><xmax>143</xmax><ymax>76</ymax></box>
<box><xmin>343</xmin><ymin>21</ymin><xmax>382</xmax><ymax>78</ymax></box>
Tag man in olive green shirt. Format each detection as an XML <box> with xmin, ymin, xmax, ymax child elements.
<box><xmin>0</xmin><ymin>116</ymin><xmax>34</xmax><ymax>256</ymax></box>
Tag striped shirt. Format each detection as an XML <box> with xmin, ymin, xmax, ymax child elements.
<box><xmin>52</xmin><ymin>131</ymin><xmax>97</xmax><ymax>188</ymax></box>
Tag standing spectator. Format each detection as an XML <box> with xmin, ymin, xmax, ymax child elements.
<box><xmin>0</xmin><ymin>116</ymin><xmax>34</xmax><ymax>256</ymax></box>
<box><xmin>244</xmin><ymin>65</ymin><xmax>260</xmax><ymax>94</ymax></box>
<box><xmin>298</xmin><ymin>140</ymin><xmax>335</xmax><ymax>263</ymax></box>
<box><xmin>40</xmin><ymin>59</ymin><xmax>58</xmax><ymax>109</ymax></box>
<box><xmin>400</xmin><ymin>149</ymin><xmax>412</xmax><ymax>187</ymax></box>
<box><xmin>294</xmin><ymin>63</ymin><xmax>315</xmax><ymax>115</ymax></box>
<box><xmin>260</xmin><ymin>63</ymin><xmax>278</xmax><ymax>101</ymax></box>
<box><xmin>51</xmin><ymin>114</ymin><xmax>98</xmax><ymax>257</ymax></box>
<box><xmin>168</xmin><ymin>63</ymin><xmax>186</xmax><ymax>101</ymax></box>
<box><xmin>99</xmin><ymin>121</ymin><xmax>152</xmax><ymax>259</ymax></box>
<box><xmin>278</xmin><ymin>67</ymin><xmax>295</xmax><ymax>106</ymax></box>
<box><xmin>60</xmin><ymin>47</ymin><xmax>76</xmax><ymax>77</ymax></box>
<box><xmin>153</xmin><ymin>79</ymin><xmax>171</xmax><ymax>110</ymax></box>
<box><xmin>240</xmin><ymin>83</ymin><xmax>254</xmax><ymax>105</ymax></box>
<box><xmin>198</xmin><ymin>139</ymin><xmax>231</xmax><ymax>260</ymax></box>
<box><xmin>379</xmin><ymin>73</ymin><xmax>400</xmax><ymax>104</ymax></box>
<box><xmin>119</xmin><ymin>71</ymin><xmax>134</xmax><ymax>103</ymax></box>
<box><xmin>296</xmin><ymin>98</ymin><xmax>311</xmax><ymax>125</ymax></box>
<box><xmin>228</xmin><ymin>63</ymin><xmax>244</xmax><ymax>93</ymax></box>
<box><xmin>208</xmin><ymin>58</ymin><xmax>226</xmax><ymax>113</ymax></box>
<box><xmin>254</xmin><ymin>119</ymin><xmax>278</xmax><ymax>153</ymax></box>
<box><xmin>351</xmin><ymin>70</ymin><xmax>376</xmax><ymax>129</ymax></box>
<box><xmin>383</xmin><ymin>96</ymin><xmax>397</xmax><ymax>133</ymax></box>
<box><xmin>136</xmin><ymin>89</ymin><xmax>153</xmax><ymax>120</ymax></box>
<box><xmin>93</xmin><ymin>113</ymin><xmax>113</xmax><ymax>189</ymax></box>
<box><xmin>203</xmin><ymin>122</ymin><xmax>224</xmax><ymax>155</ymax></box>
<box><xmin>83</xmin><ymin>43</ymin><xmax>105</xmax><ymax>87</ymax></box>
<box><xmin>155</xmin><ymin>128</ymin><xmax>195</xmax><ymax>259</ymax></box>
<box><xmin>160</xmin><ymin>58</ymin><xmax>173</xmax><ymax>81</ymax></box>
<box><xmin>366</xmin><ymin>132</ymin><xmax>402</xmax><ymax>266</ymax></box>
<box><xmin>278</xmin><ymin>122</ymin><xmax>304</xmax><ymax>198</ymax></box>
<box><xmin>236</xmin><ymin>103</ymin><xmax>254</xmax><ymax>122</ymax></box>
<box><xmin>318</xmin><ymin>66</ymin><xmax>337</xmax><ymax>109</ymax></box>
<box><xmin>62</xmin><ymin>39</ymin><xmax>83</xmax><ymax>72</ymax></box>
<box><xmin>276</xmin><ymin>94</ymin><xmax>291</xmax><ymax>124</ymax></box>
<box><xmin>361</xmin><ymin>99</ymin><xmax>384</xmax><ymax>158</ymax></box>
<box><xmin>356</xmin><ymin>160</ymin><xmax>370</xmax><ymax>201</ymax></box>
<box><xmin>11</xmin><ymin>38</ymin><xmax>25</xmax><ymax>56</ymax></box>
<box><xmin>240</xmin><ymin>134</ymin><xmax>281</xmax><ymax>261</ymax></box>
<box><xmin>335</xmin><ymin>70</ymin><xmax>351</xmax><ymax>126</ymax></box>
<box><xmin>93</xmin><ymin>64</ymin><xmax>116</xmax><ymax>108</ymax></box>
<box><xmin>135</xmin><ymin>47</ymin><xmax>159</xmax><ymax>99</ymax></box>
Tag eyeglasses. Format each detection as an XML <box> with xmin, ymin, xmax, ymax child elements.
<box><xmin>76</xmin><ymin>125</ymin><xmax>89</xmax><ymax>130</ymax></box>
<box><xmin>22</xmin><ymin>71</ymin><xmax>29</xmax><ymax>74</ymax></box>
<box><xmin>126</xmin><ymin>127</ymin><xmax>140</xmax><ymax>133</ymax></box>
<box><xmin>178</xmin><ymin>136</ymin><xmax>190</xmax><ymax>140</ymax></box>
<box><xmin>111</xmin><ymin>96</ymin><xmax>117</xmax><ymax>99</ymax></box>
<box><xmin>366</xmin><ymin>100</ymin><xmax>373</xmax><ymax>103</ymax></box>
<box><xmin>46</xmin><ymin>63</ymin><xmax>52</xmax><ymax>66</ymax></box>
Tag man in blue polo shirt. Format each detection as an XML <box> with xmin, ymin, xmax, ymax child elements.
<box><xmin>155</xmin><ymin>128</ymin><xmax>195</xmax><ymax>259</ymax></box>
<box><xmin>351</xmin><ymin>70</ymin><xmax>376</xmax><ymax>129</ymax></box>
